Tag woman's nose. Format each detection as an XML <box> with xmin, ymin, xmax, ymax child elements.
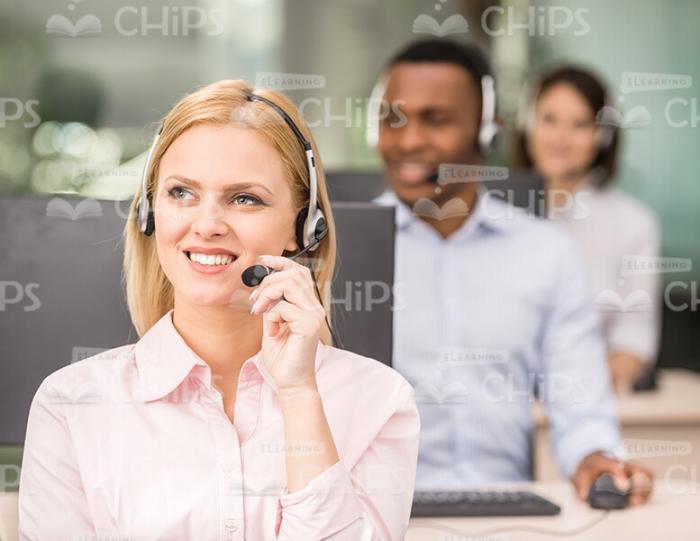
<box><xmin>191</xmin><ymin>200</ymin><xmax>229</xmax><ymax>237</ymax></box>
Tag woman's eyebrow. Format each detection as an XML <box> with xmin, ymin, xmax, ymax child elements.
<box><xmin>162</xmin><ymin>174</ymin><xmax>274</xmax><ymax>196</ymax></box>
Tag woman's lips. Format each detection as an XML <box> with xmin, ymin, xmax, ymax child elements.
<box><xmin>183</xmin><ymin>250</ymin><xmax>236</xmax><ymax>275</ymax></box>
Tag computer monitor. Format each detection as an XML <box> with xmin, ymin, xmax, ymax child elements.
<box><xmin>326</xmin><ymin>169</ymin><xmax>546</xmax><ymax>217</ymax></box>
<box><xmin>325</xmin><ymin>170</ymin><xmax>385</xmax><ymax>202</ymax></box>
<box><xmin>0</xmin><ymin>195</ymin><xmax>395</xmax><ymax>444</ymax></box>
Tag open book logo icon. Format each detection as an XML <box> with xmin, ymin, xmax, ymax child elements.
<box><xmin>595</xmin><ymin>289</ymin><xmax>652</xmax><ymax>312</ymax></box>
<box><xmin>414</xmin><ymin>380</ymin><xmax>471</xmax><ymax>404</ymax></box>
<box><xmin>596</xmin><ymin>105</ymin><xmax>652</xmax><ymax>129</ymax></box>
<box><xmin>413</xmin><ymin>197</ymin><xmax>470</xmax><ymax>221</ymax></box>
<box><xmin>412</xmin><ymin>14</ymin><xmax>469</xmax><ymax>37</ymax></box>
<box><xmin>46</xmin><ymin>197</ymin><xmax>103</xmax><ymax>220</ymax></box>
<box><xmin>46</xmin><ymin>13</ymin><xmax>102</xmax><ymax>37</ymax></box>
<box><xmin>45</xmin><ymin>379</ymin><xmax>103</xmax><ymax>405</ymax></box>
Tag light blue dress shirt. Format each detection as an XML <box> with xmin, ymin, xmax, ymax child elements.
<box><xmin>373</xmin><ymin>188</ymin><xmax>624</xmax><ymax>488</ymax></box>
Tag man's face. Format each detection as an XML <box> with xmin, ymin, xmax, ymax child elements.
<box><xmin>377</xmin><ymin>62</ymin><xmax>482</xmax><ymax>205</ymax></box>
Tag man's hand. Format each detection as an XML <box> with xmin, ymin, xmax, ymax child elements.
<box><xmin>608</xmin><ymin>351</ymin><xmax>644</xmax><ymax>393</ymax></box>
<box><xmin>572</xmin><ymin>452</ymin><xmax>654</xmax><ymax>506</ymax></box>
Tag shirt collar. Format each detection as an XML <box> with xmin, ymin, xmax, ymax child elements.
<box><xmin>374</xmin><ymin>185</ymin><xmax>514</xmax><ymax>237</ymax></box>
<box><xmin>135</xmin><ymin>309</ymin><xmax>321</xmax><ymax>402</ymax></box>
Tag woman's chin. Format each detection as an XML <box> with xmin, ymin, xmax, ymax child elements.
<box><xmin>181</xmin><ymin>288</ymin><xmax>247</xmax><ymax>310</ymax></box>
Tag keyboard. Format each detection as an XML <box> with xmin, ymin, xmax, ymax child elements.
<box><xmin>411</xmin><ymin>490</ymin><xmax>562</xmax><ymax>517</ymax></box>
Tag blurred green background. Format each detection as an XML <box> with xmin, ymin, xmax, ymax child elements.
<box><xmin>1</xmin><ymin>0</ymin><xmax>698</xmax><ymax>275</ymax></box>
<box><xmin>1</xmin><ymin>0</ymin><xmax>699</xmax><ymax>488</ymax></box>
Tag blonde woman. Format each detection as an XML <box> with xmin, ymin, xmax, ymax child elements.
<box><xmin>19</xmin><ymin>80</ymin><xmax>420</xmax><ymax>540</ymax></box>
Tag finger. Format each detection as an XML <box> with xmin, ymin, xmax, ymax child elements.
<box><xmin>257</xmin><ymin>254</ymin><xmax>305</xmax><ymax>273</ymax></box>
<box><xmin>573</xmin><ymin>455</ymin><xmax>628</xmax><ymax>500</ymax></box>
<box><xmin>252</xmin><ymin>275</ymin><xmax>317</xmax><ymax>314</ymax></box>
<box><xmin>249</xmin><ymin>267</ymin><xmax>316</xmax><ymax>305</ymax></box>
<box><xmin>572</xmin><ymin>469</ymin><xmax>595</xmax><ymax>501</ymax></box>
<box><xmin>266</xmin><ymin>300</ymin><xmax>325</xmax><ymax>337</ymax></box>
<box><xmin>626</xmin><ymin>464</ymin><xmax>654</xmax><ymax>505</ymax></box>
<box><xmin>608</xmin><ymin>461</ymin><xmax>632</xmax><ymax>492</ymax></box>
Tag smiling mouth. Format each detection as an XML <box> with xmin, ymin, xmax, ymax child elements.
<box><xmin>184</xmin><ymin>251</ymin><xmax>237</xmax><ymax>266</ymax></box>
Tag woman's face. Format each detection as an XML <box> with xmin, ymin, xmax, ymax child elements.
<box><xmin>526</xmin><ymin>82</ymin><xmax>600</xmax><ymax>181</ymax></box>
<box><xmin>153</xmin><ymin>123</ymin><xmax>299</xmax><ymax>308</ymax></box>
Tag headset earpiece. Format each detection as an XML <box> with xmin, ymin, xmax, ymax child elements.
<box><xmin>366</xmin><ymin>60</ymin><xmax>499</xmax><ymax>156</ymax></box>
<box><xmin>137</xmin><ymin>193</ymin><xmax>155</xmax><ymax>236</ymax></box>
<box><xmin>518</xmin><ymin>76</ymin><xmax>615</xmax><ymax>154</ymax></box>
<box><xmin>136</xmin><ymin>126</ymin><xmax>162</xmax><ymax>236</ymax></box>
<box><xmin>477</xmin><ymin>75</ymin><xmax>499</xmax><ymax>156</ymax></box>
<box><xmin>295</xmin><ymin>206</ymin><xmax>327</xmax><ymax>253</ymax></box>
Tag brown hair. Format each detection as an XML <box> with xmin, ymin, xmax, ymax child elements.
<box><xmin>122</xmin><ymin>80</ymin><xmax>336</xmax><ymax>343</ymax></box>
<box><xmin>512</xmin><ymin>66</ymin><xmax>620</xmax><ymax>187</ymax></box>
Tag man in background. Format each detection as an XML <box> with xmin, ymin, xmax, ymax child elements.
<box><xmin>372</xmin><ymin>38</ymin><xmax>652</xmax><ymax>505</ymax></box>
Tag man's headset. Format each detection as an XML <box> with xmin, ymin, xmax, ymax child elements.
<box><xmin>135</xmin><ymin>90</ymin><xmax>329</xmax><ymax>288</ymax></box>
<box><xmin>365</xmin><ymin>50</ymin><xmax>500</xmax><ymax>164</ymax></box>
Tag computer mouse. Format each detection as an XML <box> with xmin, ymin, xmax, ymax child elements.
<box><xmin>587</xmin><ymin>473</ymin><xmax>630</xmax><ymax>510</ymax></box>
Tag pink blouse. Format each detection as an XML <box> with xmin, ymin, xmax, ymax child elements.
<box><xmin>19</xmin><ymin>309</ymin><xmax>419</xmax><ymax>540</ymax></box>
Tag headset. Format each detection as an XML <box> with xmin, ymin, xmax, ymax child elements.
<box><xmin>135</xmin><ymin>88</ymin><xmax>337</xmax><ymax>342</ymax></box>
<box><xmin>136</xmin><ymin>92</ymin><xmax>328</xmax><ymax>258</ymax></box>
<box><xmin>365</xmin><ymin>54</ymin><xmax>500</xmax><ymax>158</ymax></box>
<box><xmin>516</xmin><ymin>77</ymin><xmax>616</xmax><ymax>152</ymax></box>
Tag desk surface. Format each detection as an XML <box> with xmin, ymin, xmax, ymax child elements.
<box><xmin>3</xmin><ymin>480</ymin><xmax>698</xmax><ymax>541</ymax></box>
<box><xmin>534</xmin><ymin>368</ymin><xmax>700</xmax><ymax>427</ymax></box>
<box><xmin>407</xmin><ymin>480</ymin><xmax>699</xmax><ymax>541</ymax></box>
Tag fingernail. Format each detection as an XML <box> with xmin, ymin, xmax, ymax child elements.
<box><xmin>249</xmin><ymin>288</ymin><xmax>259</xmax><ymax>302</ymax></box>
<box><xmin>250</xmin><ymin>301</ymin><xmax>258</xmax><ymax>314</ymax></box>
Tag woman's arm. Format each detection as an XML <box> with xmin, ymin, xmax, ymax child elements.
<box><xmin>607</xmin><ymin>206</ymin><xmax>662</xmax><ymax>391</ymax></box>
<box><xmin>276</xmin><ymin>382</ymin><xmax>420</xmax><ymax>541</ymax></box>
<box><xmin>249</xmin><ymin>254</ymin><xmax>420</xmax><ymax>540</ymax></box>
<box><xmin>18</xmin><ymin>377</ymin><xmax>96</xmax><ymax>540</ymax></box>
<box><xmin>279</xmin><ymin>387</ymin><xmax>339</xmax><ymax>492</ymax></box>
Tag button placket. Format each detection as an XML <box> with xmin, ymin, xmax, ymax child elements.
<box><xmin>203</xmin><ymin>385</ymin><xmax>244</xmax><ymax>541</ymax></box>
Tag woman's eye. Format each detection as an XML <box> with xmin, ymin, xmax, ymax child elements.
<box><xmin>168</xmin><ymin>186</ymin><xmax>194</xmax><ymax>200</ymax></box>
<box><xmin>232</xmin><ymin>194</ymin><xmax>262</xmax><ymax>206</ymax></box>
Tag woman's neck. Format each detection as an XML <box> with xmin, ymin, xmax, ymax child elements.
<box><xmin>543</xmin><ymin>173</ymin><xmax>590</xmax><ymax>214</ymax></box>
<box><xmin>543</xmin><ymin>173</ymin><xmax>588</xmax><ymax>194</ymax></box>
<box><xmin>172</xmin><ymin>300</ymin><xmax>263</xmax><ymax>379</ymax></box>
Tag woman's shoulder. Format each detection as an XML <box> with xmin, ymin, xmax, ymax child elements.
<box><xmin>315</xmin><ymin>343</ymin><xmax>415</xmax><ymax>404</ymax></box>
<box><xmin>600</xmin><ymin>187</ymin><xmax>660</xmax><ymax>230</ymax></box>
<box><xmin>35</xmin><ymin>344</ymin><xmax>136</xmax><ymax>405</ymax></box>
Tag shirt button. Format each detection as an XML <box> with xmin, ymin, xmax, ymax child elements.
<box><xmin>225</xmin><ymin>518</ymin><xmax>239</xmax><ymax>532</ymax></box>
<box><xmin>223</xmin><ymin>461</ymin><xmax>236</xmax><ymax>473</ymax></box>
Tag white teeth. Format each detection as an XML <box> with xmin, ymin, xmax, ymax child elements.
<box><xmin>187</xmin><ymin>252</ymin><xmax>235</xmax><ymax>266</ymax></box>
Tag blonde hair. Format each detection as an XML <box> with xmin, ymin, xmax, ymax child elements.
<box><xmin>122</xmin><ymin>80</ymin><xmax>337</xmax><ymax>344</ymax></box>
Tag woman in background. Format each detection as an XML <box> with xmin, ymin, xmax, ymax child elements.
<box><xmin>514</xmin><ymin>66</ymin><xmax>661</xmax><ymax>393</ymax></box>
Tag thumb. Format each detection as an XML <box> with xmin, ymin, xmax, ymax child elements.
<box><xmin>573</xmin><ymin>468</ymin><xmax>595</xmax><ymax>500</ymax></box>
<box><xmin>262</xmin><ymin>310</ymin><xmax>280</xmax><ymax>339</ymax></box>
<box><xmin>610</xmin><ymin>465</ymin><xmax>632</xmax><ymax>493</ymax></box>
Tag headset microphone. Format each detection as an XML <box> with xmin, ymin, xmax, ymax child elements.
<box><xmin>136</xmin><ymin>88</ymin><xmax>336</xmax><ymax>344</ymax></box>
<box><xmin>241</xmin><ymin>222</ymin><xmax>328</xmax><ymax>287</ymax></box>
<box><xmin>426</xmin><ymin>171</ymin><xmax>439</xmax><ymax>184</ymax></box>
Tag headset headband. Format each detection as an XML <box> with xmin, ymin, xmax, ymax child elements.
<box><xmin>138</xmin><ymin>90</ymin><xmax>323</xmax><ymax>249</ymax></box>
<box><xmin>366</xmin><ymin>69</ymin><xmax>499</xmax><ymax>155</ymax></box>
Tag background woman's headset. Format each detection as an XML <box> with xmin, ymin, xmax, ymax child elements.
<box><xmin>516</xmin><ymin>74</ymin><xmax>617</xmax><ymax>154</ymax></box>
